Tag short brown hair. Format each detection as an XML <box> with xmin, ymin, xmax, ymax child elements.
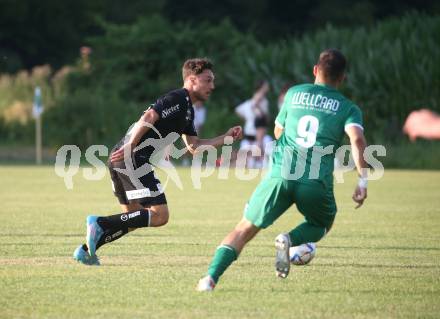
<box><xmin>182</xmin><ymin>58</ymin><xmax>213</xmax><ymax>81</ymax></box>
<box><xmin>317</xmin><ymin>49</ymin><xmax>347</xmax><ymax>82</ymax></box>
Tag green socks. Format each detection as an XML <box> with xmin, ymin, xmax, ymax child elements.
<box><xmin>207</xmin><ymin>245</ymin><xmax>238</xmax><ymax>283</ymax></box>
<box><xmin>206</xmin><ymin>224</ymin><xmax>325</xmax><ymax>284</ymax></box>
<box><xmin>288</xmin><ymin>221</ymin><xmax>327</xmax><ymax>246</ymax></box>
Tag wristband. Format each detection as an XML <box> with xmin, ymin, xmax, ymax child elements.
<box><xmin>224</xmin><ymin>136</ymin><xmax>234</xmax><ymax>144</ymax></box>
<box><xmin>358</xmin><ymin>177</ymin><xmax>368</xmax><ymax>189</ymax></box>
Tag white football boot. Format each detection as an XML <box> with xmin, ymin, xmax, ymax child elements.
<box><xmin>275</xmin><ymin>233</ymin><xmax>291</xmax><ymax>278</ymax></box>
<box><xmin>196</xmin><ymin>275</ymin><xmax>216</xmax><ymax>292</ymax></box>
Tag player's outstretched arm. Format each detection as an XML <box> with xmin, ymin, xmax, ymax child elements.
<box><xmin>110</xmin><ymin>109</ymin><xmax>159</xmax><ymax>162</ymax></box>
<box><xmin>182</xmin><ymin>126</ymin><xmax>242</xmax><ymax>154</ymax></box>
<box><xmin>345</xmin><ymin>126</ymin><xmax>368</xmax><ymax>209</ymax></box>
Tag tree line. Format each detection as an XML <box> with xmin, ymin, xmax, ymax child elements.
<box><xmin>0</xmin><ymin>0</ymin><xmax>438</xmax><ymax>73</ymax></box>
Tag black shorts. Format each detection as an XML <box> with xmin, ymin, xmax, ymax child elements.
<box><xmin>108</xmin><ymin>156</ymin><xmax>167</xmax><ymax>207</ymax></box>
<box><xmin>243</xmin><ymin>134</ymin><xmax>256</xmax><ymax>142</ymax></box>
<box><xmin>255</xmin><ymin>116</ymin><xmax>268</xmax><ymax>129</ymax></box>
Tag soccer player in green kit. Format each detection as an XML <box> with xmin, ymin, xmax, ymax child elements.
<box><xmin>197</xmin><ymin>49</ymin><xmax>368</xmax><ymax>291</ymax></box>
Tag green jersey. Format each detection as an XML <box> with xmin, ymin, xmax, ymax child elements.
<box><xmin>271</xmin><ymin>83</ymin><xmax>363</xmax><ymax>187</ymax></box>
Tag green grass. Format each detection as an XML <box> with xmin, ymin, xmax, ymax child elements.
<box><xmin>0</xmin><ymin>166</ymin><xmax>439</xmax><ymax>319</ymax></box>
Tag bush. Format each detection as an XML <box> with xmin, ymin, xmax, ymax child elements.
<box><xmin>44</xmin><ymin>88</ymin><xmax>139</xmax><ymax>150</ymax></box>
<box><xmin>381</xmin><ymin>140</ymin><xmax>440</xmax><ymax>169</ymax></box>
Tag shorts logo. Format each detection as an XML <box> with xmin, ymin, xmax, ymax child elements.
<box><xmin>121</xmin><ymin>214</ymin><xmax>128</xmax><ymax>221</ymax></box>
<box><xmin>126</xmin><ymin>188</ymin><xmax>151</xmax><ymax>200</ymax></box>
<box><xmin>105</xmin><ymin>235</ymin><xmax>112</xmax><ymax>243</ymax></box>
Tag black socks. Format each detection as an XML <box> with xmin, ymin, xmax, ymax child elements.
<box><xmin>82</xmin><ymin>209</ymin><xmax>151</xmax><ymax>252</ymax></box>
<box><xmin>82</xmin><ymin>227</ymin><xmax>129</xmax><ymax>252</ymax></box>
<box><xmin>97</xmin><ymin>209</ymin><xmax>151</xmax><ymax>230</ymax></box>
<box><xmin>96</xmin><ymin>227</ymin><xmax>129</xmax><ymax>249</ymax></box>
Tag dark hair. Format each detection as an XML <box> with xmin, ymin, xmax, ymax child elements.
<box><xmin>182</xmin><ymin>58</ymin><xmax>213</xmax><ymax>81</ymax></box>
<box><xmin>317</xmin><ymin>49</ymin><xmax>347</xmax><ymax>82</ymax></box>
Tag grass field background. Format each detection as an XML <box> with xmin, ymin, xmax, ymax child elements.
<box><xmin>0</xmin><ymin>166</ymin><xmax>439</xmax><ymax>318</ymax></box>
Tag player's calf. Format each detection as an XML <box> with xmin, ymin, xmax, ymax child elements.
<box><xmin>149</xmin><ymin>205</ymin><xmax>169</xmax><ymax>226</ymax></box>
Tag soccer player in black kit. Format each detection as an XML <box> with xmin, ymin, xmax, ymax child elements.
<box><xmin>73</xmin><ymin>58</ymin><xmax>242</xmax><ymax>265</ymax></box>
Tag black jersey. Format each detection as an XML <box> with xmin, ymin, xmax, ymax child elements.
<box><xmin>113</xmin><ymin>88</ymin><xmax>197</xmax><ymax>164</ymax></box>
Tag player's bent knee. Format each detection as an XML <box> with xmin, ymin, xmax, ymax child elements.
<box><xmin>151</xmin><ymin>214</ymin><xmax>169</xmax><ymax>227</ymax></box>
<box><xmin>157</xmin><ymin>212</ymin><xmax>169</xmax><ymax>226</ymax></box>
<box><xmin>236</xmin><ymin>218</ymin><xmax>254</xmax><ymax>230</ymax></box>
<box><xmin>149</xmin><ymin>205</ymin><xmax>169</xmax><ymax>227</ymax></box>
<box><xmin>235</xmin><ymin>219</ymin><xmax>260</xmax><ymax>242</ymax></box>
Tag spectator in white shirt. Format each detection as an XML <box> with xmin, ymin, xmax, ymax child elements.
<box><xmin>235</xmin><ymin>80</ymin><xmax>270</xmax><ymax>168</ymax></box>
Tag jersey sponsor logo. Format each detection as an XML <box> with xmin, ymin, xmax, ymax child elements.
<box><xmin>162</xmin><ymin>104</ymin><xmax>180</xmax><ymax>118</ymax></box>
<box><xmin>291</xmin><ymin>92</ymin><xmax>340</xmax><ymax>112</ymax></box>
<box><xmin>126</xmin><ymin>188</ymin><xmax>151</xmax><ymax>200</ymax></box>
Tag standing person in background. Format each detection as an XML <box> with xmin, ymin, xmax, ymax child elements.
<box><xmin>181</xmin><ymin>101</ymin><xmax>207</xmax><ymax>166</ymax></box>
<box><xmin>254</xmin><ymin>81</ymin><xmax>270</xmax><ymax>168</ymax></box>
<box><xmin>278</xmin><ymin>82</ymin><xmax>294</xmax><ymax>110</ymax></box>
<box><xmin>235</xmin><ymin>80</ymin><xmax>270</xmax><ymax>168</ymax></box>
<box><xmin>193</xmin><ymin>101</ymin><xmax>207</xmax><ymax>135</ymax></box>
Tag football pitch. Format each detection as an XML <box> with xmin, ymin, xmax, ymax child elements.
<box><xmin>0</xmin><ymin>166</ymin><xmax>439</xmax><ymax>319</ymax></box>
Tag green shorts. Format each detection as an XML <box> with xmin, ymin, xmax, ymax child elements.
<box><xmin>244</xmin><ymin>177</ymin><xmax>336</xmax><ymax>229</ymax></box>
